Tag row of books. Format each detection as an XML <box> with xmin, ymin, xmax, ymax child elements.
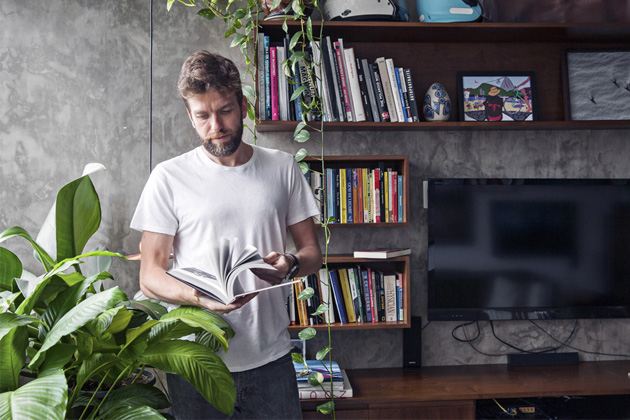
<box><xmin>306</xmin><ymin>163</ymin><xmax>405</xmax><ymax>224</ymax></box>
<box><xmin>258</xmin><ymin>33</ymin><xmax>420</xmax><ymax>123</ymax></box>
<box><xmin>289</xmin><ymin>266</ymin><xmax>404</xmax><ymax>326</ymax></box>
<box><xmin>293</xmin><ymin>360</ymin><xmax>353</xmax><ymax>399</ymax></box>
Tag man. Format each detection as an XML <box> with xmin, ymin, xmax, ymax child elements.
<box><xmin>130</xmin><ymin>50</ymin><xmax>322</xmax><ymax>419</ymax></box>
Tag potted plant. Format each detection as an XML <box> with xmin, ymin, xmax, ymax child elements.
<box><xmin>0</xmin><ymin>166</ymin><xmax>236</xmax><ymax>419</ymax></box>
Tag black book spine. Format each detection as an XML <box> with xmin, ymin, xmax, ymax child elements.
<box><xmin>403</xmin><ymin>68</ymin><xmax>420</xmax><ymax>122</ymax></box>
<box><xmin>370</xmin><ymin>63</ymin><xmax>390</xmax><ymax>122</ymax></box>
<box><xmin>356</xmin><ymin>57</ymin><xmax>373</xmax><ymax>122</ymax></box>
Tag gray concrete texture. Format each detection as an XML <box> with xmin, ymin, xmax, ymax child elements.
<box><xmin>1</xmin><ymin>0</ymin><xmax>629</xmax><ymax>369</ymax></box>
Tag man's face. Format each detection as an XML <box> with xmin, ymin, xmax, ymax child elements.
<box><xmin>186</xmin><ymin>89</ymin><xmax>246</xmax><ymax>158</ymax></box>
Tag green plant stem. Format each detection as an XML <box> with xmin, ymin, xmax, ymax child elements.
<box><xmin>85</xmin><ymin>366</ymin><xmax>132</xmax><ymax>420</ymax></box>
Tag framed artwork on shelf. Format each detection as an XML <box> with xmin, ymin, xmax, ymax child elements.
<box><xmin>457</xmin><ymin>71</ymin><xmax>537</xmax><ymax>122</ymax></box>
<box><xmin>563</xmin><ymin>50</ymin><xmax>630</xmax><ymax>121</ymax></box>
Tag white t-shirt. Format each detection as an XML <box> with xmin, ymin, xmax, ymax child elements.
<box><xmin>130</xmin><ymin>145</ymin><xmax>319</xmax><ymax>371</ymax></box>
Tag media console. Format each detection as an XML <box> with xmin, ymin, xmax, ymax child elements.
<box><xmin>301</xmin><ymin>360</ymin><xmax>630</xmax><ymax>419</ymax></box>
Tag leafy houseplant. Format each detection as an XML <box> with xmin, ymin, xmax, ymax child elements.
<box><xmin>0</xmin><ymin>168</ymin><xmax>236</xmax><ymax>419</ymax></box>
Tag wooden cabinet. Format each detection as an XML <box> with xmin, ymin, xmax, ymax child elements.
<box><xmin>301</xmin><ymin>361</ymin><xmax>630</xmax><ymax>419</ymax></box>
<box><xmin>259</xmin><ymin>21</ymin><xmax>630</xmax><ymax>132</ymax></box>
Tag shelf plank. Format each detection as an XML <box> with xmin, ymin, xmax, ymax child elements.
<box><xmin>257</xmin><ymin>120</ymin><xmax>630</xmax><ymax>132</ymax></box>
<box><xmin>261</xmin><ymin>21</ymin><xmax>630</xmax><ymax>44</ymax></box>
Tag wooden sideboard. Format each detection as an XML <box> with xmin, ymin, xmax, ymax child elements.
<box><xmin>301</xmin><ymin>360</ymin><xmax>630</xmax><ymax>419</ymax></box>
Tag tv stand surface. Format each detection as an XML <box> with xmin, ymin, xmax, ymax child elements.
<box><xmin>301</xmin><ymin>360</ymin><xmax>630</xmax><ymax>419</ymax></box>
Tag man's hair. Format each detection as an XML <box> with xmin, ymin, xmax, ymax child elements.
<box><xmin>177</xmin><ymin>50</ymin><xmax>243</xmax><ymax>107</ymax></box>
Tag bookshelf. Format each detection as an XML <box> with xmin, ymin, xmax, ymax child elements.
<box><xmin>258</xmin><ymin>21</ymin><xmax>630</xmax><ymax>131</ymax></box>
<box><xmin>304</xmin><ymin>155</ymin><xmax>409</xmax><ymax>227</ymax></box>
<box><xmin>287</xmin><ymin>255</ymin><xmax>411</xmax><ymax>331</ymax></box>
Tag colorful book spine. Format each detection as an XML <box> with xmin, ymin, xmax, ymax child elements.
<box><xmin>338</xmin><ymin>268</ymin><xmax>356</xmax><ymax>323</ymax></box>
<box><xmin>398</xmin><ymin>174</ymin><xmax>403</xmax><ymax>222</ymax></box>
<box><xmin>385</xmin><ymin>58</ymin><xmax>405</xmax><ymax>122</ymax></box>
<box><xmin>394</xmin><ymin>67</ymin><xmax>407</xmax><ymax>122</ymax></box>
<box><xmin>264</xmin><ymin>35</ymin><xmax>271</xmax><ymax>120</ymax></box>
<box><xmin>392</xmin><ymin>170</ymin><xmax>398</xmax><ymax>223</ymax></box>
<box><xmin>346</xmin><ymin>168</ymin><xmax>354</xmax><ymax>223</ymax></box>
<box><xmin>339</xmin><ymin>169</ymin><xmax>347</xmax><ymax>223</ymax></box>
<box><xmin>328</xmin><ymin>269</ymin><xmax>347</xmax><ymax>324</ymax></box>
<box><xmin>334</xmin><ymin>41</ymin><xmax>353</xmax><ymax>121</ymax></box>
<box><xmin>257</xmin><ymin>32</ymin><xmax>266</xmax><ymax>120</ymax></box>
<box><xmin>398</xmin><ymin>67</ymin><xmax>412</xmax><ymax>121</ymax></box>
<box><xmin>361</xmin><ymin>267</ymin><xmax>373</xmax><ymax>322</ymax></box>
<box><xmin>270</xmin><ymin>46</ymin><xmax>279</xmax><ymax>121</ymax></box>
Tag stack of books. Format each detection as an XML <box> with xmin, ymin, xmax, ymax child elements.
<box><xmin>294</xmin><ymin>360</ymin><xmax>353</xmax><ymax>399</ymax></box>
<box><xmin>258</xmin><ymin>33</ymin><xmax>420</xmax><ymax>123</ymax></box>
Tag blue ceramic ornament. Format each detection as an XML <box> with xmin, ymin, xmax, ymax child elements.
<box><xmin>423</xmin><ymin>83</ymin><xmax>451</xmax><ymax>121</ymax></box>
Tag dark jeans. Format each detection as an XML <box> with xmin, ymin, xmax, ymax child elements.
<box><xmin>167</xmin><ymin>352</ymin><xmax>302</xmax><ymax>420</ymax></box>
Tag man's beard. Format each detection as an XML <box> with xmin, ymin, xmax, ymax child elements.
<box><xmin>201</xmin><ymin>123</ymin><xmax>243</xmax><ymax>158</ymax></box>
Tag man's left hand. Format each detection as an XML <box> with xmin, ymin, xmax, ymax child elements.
<box><xmin>251</xmin><ymin>252</ymin><xmax>293</xmax><ymax>285</ymax></box>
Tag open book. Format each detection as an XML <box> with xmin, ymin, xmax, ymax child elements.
<box><xmin>167</xmin><ymin>237</ymin><xmax>298</xmax><ymax>305</ymax></box>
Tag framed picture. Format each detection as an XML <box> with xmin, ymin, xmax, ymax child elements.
<box><xmin>563</xmin><ymin>50</ymin><xmax>630</xmax><ymax>121</ymax></box>
<box><xmin>457</xmin><ymin>72</ymin><xmax>537</xmax><ymax>122</ymax></box>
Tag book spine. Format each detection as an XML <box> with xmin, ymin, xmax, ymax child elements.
<box><xmin>276</xmin><ymin>46</ymin><xmax>288</xmax><ymax>121</ymax></box>
<box><xmin>257</xmin><ymin>32</ymin><xmax>266</xmax><ymax>120</ymax></box>
<box><xmin>378</xmin><ymin>161</ymin><xmax>386</xmax><ymax>222</ymax></box>
<box><xmin>394</xmin><ymin>67</ymin><xmax>407</xmax><ymax>122</ymax></box>
<box><xmin>398</xmin><ymin>67</ymin><xmax>412</xmax><ymax>121</ymax></box>
<box><xmin>270</xmin><ymin>47</ymin><xmax>279</xmax><ymax>121</ymax></box>
<box><xmin>351</xmin><ymin>267</ymin><xmax>365</xmax><ymax>322</ymax></box>
<box><xmin>347</xmin><ymin>268</ymin><xmax>361</xmax><ymax>323</ymax></box>
<box><xmin>264</xmin><ymin>36</ymin><xmax>271</xmax><ymax>120</ymax></box>
<box><xmin>344</xmin><ymin>48</ymin><xmax>366</xmax><ymax>122</ymax></box>
<box><xmin>355</xmin><ymin>168</ymin><xmax>363</xmax><ymax>224</ymax></box>
<box><xmin>396</xmin><ymin>272</ymin><xmax>404</xmax><ymax>321</ymax></box>
<box><xmin>385</xmin><ymin>58</ymin><xmax>405</xmax><ymax>122</ymax></box>
<box><xmin>384</xmin><ymin>170</ymin><xmax>389</xmax><ymax>223</ymax></box>
<box><xmin>365</xmin><ymin>168</ymin><xmax>372</xmax><ymax>223</ymax></box>
<box><xmin>288</xmin><ymin>283</ymin><xmax>296</xmax><ymax>325</ymax></box>
<box><xmin>318</xmin><ymin>268</ymin><xmax>335</xmax><ymax>324</ymax></box>
<box><xmin>369</xmin><ymin>268</ymin><xmax>378</xmax><ymax>322</ymax></box>
<box><xmin>346</xmin><ymin>168</ymin><xmax>353</xmax><ymax>223</ymax></box>
<box><xmin>392</xmin><ymin>171</ymin><xmax>398</xmax><ymax>223</ymax></box>
<box><xmin>298</xmin><ymin>52</ymin><xmax>317</xmax><ymax>122</ymax></box>
<box><xmin>338</xmin><ymin>268</ymin><xmax>356</xmax><ymax>323</ymax></box>
<box><xmin>356</xmin><ymin>57</ymin><xmax>373</xmax><ymax>122</ymax></box>
<box><xmin>398</xmin><ymin>174</ymin><xmax>404</xmax><ymax>222</ymax></box>
<box><xmin>362</xmin><ymin>58</ymin><xmax>380</xmax><ymax>122</ymax></box>
<box><xmin>298</xmin><ymin>388</ymin><xmax>353</xmax><ymax>399</ymax></box>
<box><xmin>325</xmin><ymin>36</ymin><xmax>345</xmax><ymax>122</ymax></box>
<box><xmin>403</xmin><ymin>68</ymin><xmax>420</xmax><ymax>122</ymax></box>
<box><xmin>335</xmin><ymin>169</ymin><xmax>340</xmax><ymax>223</ymax></box>
<box><xmin>372</xmin><ymin>168</ymin><xmax>381</xmax><ymax>223</ymax></box>
<box><xmin>334</xmin><ymin>42</ymin><xmax>353</xmax><ymax>121</ymax></box>
<box><xmin>361</xmin><ymin>268</ymin><xmax>373</xmax><ymax>322</ymax></box>
<box><xmin>339</xmin><ymin>168</ymin><xmax>347</xmax><ymax>223</ymax></box>
<box><xmin>329</xmin><ymin>269</ymin><xmax>348</xmax><ymax>324</ymax></box>
<box><xmin>384</xmin><ymin>273</ymin><xmax>397</xmax><ymax>322</ymax></box>
<box><xmin>292</xmin><ymin>57</ymin><xmax>303</xmax><ymax>121</ymax></box>
<box><xmin>374</xmin><ymin>59</ymin><xmax>395</xmax><ymax>122</ymax></box>
<box><xmin>326</xmin><ymin>168</ymin><xmax>335</xmax><ymax>223</ymax></box>
<box><xmin>320</xmin><ymin>38</ymin><xmax>340</xmax><ymax>121</ymax></box>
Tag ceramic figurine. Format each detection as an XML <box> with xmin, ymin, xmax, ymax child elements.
<box><xmin>423</xmin><ymin>83</ymin><xmax>451</xmax><ymax>121</ymax></box>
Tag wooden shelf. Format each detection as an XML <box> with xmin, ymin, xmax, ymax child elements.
<box><xmin>258</xmin><ymin>21</ymin><xmax>630</xmax><ymax>130</ymax></box>
<box><xmin>301</xmin><ymin>361</ymin><xmax>630</xmax><ymax>419</ymax></box>
<box><xmin>288</xmin><ymin>255</ymin><xmax>410</xmax><ymax>331</ymax></box>
<box><xmin>257</xmin><ymin>119</ymin><xmax>630</xmax><ymax>132</ymax></box>
<box><xmin>304</xmin><ymin>155</ymin><xmax>410</xmax><ymax>227</ymax></box>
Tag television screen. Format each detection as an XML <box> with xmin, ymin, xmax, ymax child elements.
<box><xmin>427</xmin><ymin>179</ymin><xmax>630</xmax><ymax>321</ymax></box>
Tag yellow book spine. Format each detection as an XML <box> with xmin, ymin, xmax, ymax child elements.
<box><xmin>338</xmin><ymin>268</ymin><xmax>356</xmax><ymax>323</ymax></box>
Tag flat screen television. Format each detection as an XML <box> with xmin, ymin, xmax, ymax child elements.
<box><xmin>427</xmin><ymin>178</ymin><xmax>630</xmax><ymax>321</ymax></box>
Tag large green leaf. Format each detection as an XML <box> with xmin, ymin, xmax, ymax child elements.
<box><xmin>99</xmin><ymin>383</ymin><xmax>170</xmax><ymax>417</ymax></box>
<box><xmin>0</xmin><ymin>370</ymin><xmax>68</xmax><ymax>420</ymax></box>
<box><xmin>125</xmin><ymin>299</ymin><xmax>168</xmax><ymax>320</ymax></box>
<box><xmin>0</xmin><ymin>326</ymin><xmax>28</xmax><ymax>391</ymax></box>
<box><xmin>29</xmin><ymin>286</ymin><xmax>127</xmax><ymax>369</ymax></box>
<box><xmin>0</xmin><ymin>226</ymin><xmax>54</xmax><ymax>272</ymax></box>
<box><xmin>99</xmin><ymin>404</ymin><xmax>164</xmax><ymax>420</ymax></box>
<box><xmin>139</xmin><ymin>340</ymin><xmax>235</xmax><ymax>415</ymax></box>
<box><xmin>0</xmin><ymin>248</ymin><xmax>21</xmax><ymax>292</ymax></box>
<box><xmin>0</xmin><ymin>313</ymin><xmax>43</xmax><ymax>341</ymax></box>
<box><xmin>74</xmin><ymin>353</ymin><xmax>122</xmax><ymax>397</ymax></box>
<box><xmin>55</xmin><ymin>175</ymin><xmax>101</xmax><ymax>262</ymax></box>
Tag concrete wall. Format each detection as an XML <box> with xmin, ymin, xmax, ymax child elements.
<box><xmin>1</xmin><ymin>0</ymin><xmax>629</xmax><ymax>369</ymax></box>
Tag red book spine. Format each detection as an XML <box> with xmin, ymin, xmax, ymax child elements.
<box><xmin>270</xmin><ymin>47</ymin><xmax>279</xmax><ymax>121</ymax></box>
<box><xmin>333</xmin><ymin>42</ymin><xmax>353</xmax><ymax>121</ymax></box>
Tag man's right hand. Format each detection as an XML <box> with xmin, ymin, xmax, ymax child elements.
<box><xmin>193</xmin><ymin>289</ymin><xmax>258</xmax><ymax>314</ymax></box>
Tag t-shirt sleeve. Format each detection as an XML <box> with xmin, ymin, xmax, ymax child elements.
<box><xmin>129</xmin><ymin>165</ymin><xmax>179</xmax><ymax>236</ymax></box>
<box><xmin>286</xmin><ymin>157</ymin><xmax>320</xmax><ymax>227</ymax></box>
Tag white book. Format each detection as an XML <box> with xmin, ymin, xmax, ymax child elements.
<box><xmin>276</xmin><ymin>46</ymin><xmax>289</xmax><ymax>121</ymax></box>
<box><xmin>375</xmin><ymin>57</ymin><xmax>397</xmax><ymax>122</ymax></box>
<box><xmin>385</xmin><ymin>58</ymin><xmax>405</xmax><ymax>122</ymax></box>
<box><xmin>343</xmin><ymin>47</ymin><xmax>366</xmax><ymax>122</ymax></box>
<box><xmin>318</xmin><ymin>268</ymin><xmax>335</xmax><ymax>324</ymax></box>
<box><xmin>167</xmin><ymin>237</ymin><xmax>296</xmax><ymax>305</ymax></box>
<box><xmin>353</xmin><ymin>248</ymin><xmax>411</xmax><ymax>259</ymax></box>
<box><xmin>383</xmin><ymin>273</ymin><xmax>397</xmax><ymax>322</ymax></box>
